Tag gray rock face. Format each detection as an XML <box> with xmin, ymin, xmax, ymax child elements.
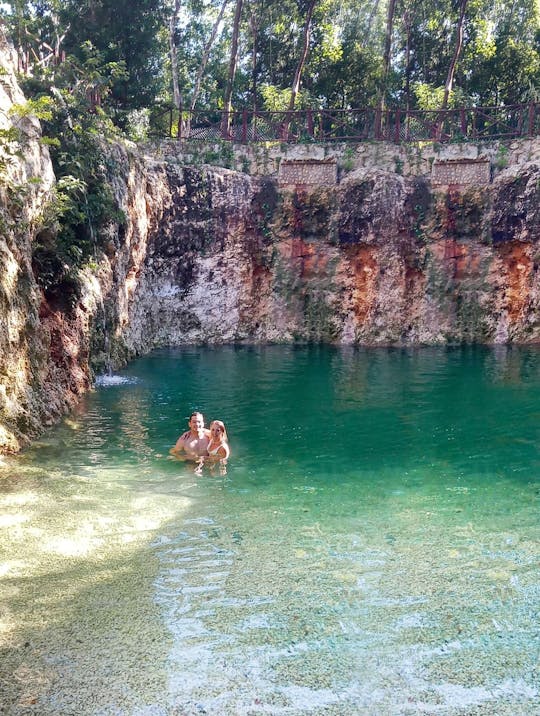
<box><xmin>111</xmin><ymin>153</ymin><xmax>540</xmax><ymax>352</ymax></box>
<box><xmin>0</xmin><ymin>33</ymin><xmax>57</xmax><ymax>452</ymax></box>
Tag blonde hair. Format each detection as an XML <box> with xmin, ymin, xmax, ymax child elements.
<box><xmin>210</xmin><ymin>420</ymin><xmax>228</xmax><ymax>442</ymax></box>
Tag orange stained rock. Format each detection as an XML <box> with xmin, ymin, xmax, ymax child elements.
<box><xmin>302</xmin><ymin>249</ymin><xmax>331</xmax><ymax>279</ymax></box>
<box><xmin>404</xmin><ymin>265</ymin><xmax>424</xmax><ymax>296</ymax></box>
<box><xmin>287</xmin><ymin>237</ymin><xmax>314</xmax><ymax>260</ymax></box>
<box><xmin>432</xmin><ymin>239</ymin><xmax>481</xmax><ymax>280</ymax></box>
<box><xmin>239</xmin><ymin>262</ymin><xmax>272</xmax><ymax>327</ymax></box>
<box><xmin>278</xmin><ymin>238</ymin><xmax>331</xmax><ymax>280</ymax></box>
<box><xmin>344</xmin><ymin>245</ymin><xmax>379</xmax><ymax>323</ymax></box>
<box><xmin>498</xmin><ymin>242</ymin><xmax>533</xmax><ymax>323</ymax></box>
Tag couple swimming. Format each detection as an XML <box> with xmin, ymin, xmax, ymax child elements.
<box><xmin>170</xmin><ymin>411</ymin><xmax>230</xmax><ymax>474</ymax></box>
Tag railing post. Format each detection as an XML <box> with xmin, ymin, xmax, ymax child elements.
<box><xmin>221</xmin><ymin>110</ymin><xmax>230</xmax><ymax>139</ymax></box>
<box><xmin>307</xmin><ymin>109</ymin><xmax>314</xmax><ymax>138</ymax></box>
<box><xmin>460</xmin><ymin>108</ymin><xmax>466</xmax><ymax>137</ymax></box>
<box><xmin>394</xmin><ymin>108</ymin><xmax>401</xmax><ymax>143</ymax></box>
<box><xmin>528</xmin><ymin>102</ymin><xmax>535</xmax><ymax>137</ymax></box>
<box><xmin>279</xmin><ymin>113</ymin><xmax>290</xmax><ymax>141</ymax></box>
<box><xmin>241</xmin><ymin>110</ymin><xmax>248</xmax><ymax>143</ymax></box>
<box><xmin>177</xmin><ymin>110</ymin><xmax>182</xmax><ymax>140</ymax></box>
<box><xmin>375</xmin><ymin>108</ymin><xmax>382</xmax><ymax>140</ymax></box>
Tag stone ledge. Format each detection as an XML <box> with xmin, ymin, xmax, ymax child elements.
<box><xmin>431</xmin><ymin>157</ymin><xmax>491</xmax><ymax>187</ymax></box>
<box><xmin>278</xmin><ymin>158</ymin><xmax>338</xmax><ymax>186</ymax></box>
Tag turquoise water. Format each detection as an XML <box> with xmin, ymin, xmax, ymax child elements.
<box><xmin>1</xmin><ymin>346</ymin><xmax>539</xmax><ymax>715</ymax></box>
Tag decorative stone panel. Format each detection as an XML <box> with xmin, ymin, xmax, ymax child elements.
<box><xmin>431</xmin><ymin>158</ymin><xmax>490</xmax><ymax>187</ymax></box>
<box><xmin>279</xmin><ymin>159</ymin><xmax>337</xmax><ymax>186</ymax></box>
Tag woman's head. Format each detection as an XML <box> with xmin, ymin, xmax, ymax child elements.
<box><xmin>210</xmin><ymin>420</ymin><xmax>228</xmax><ymax>441</ymax></box>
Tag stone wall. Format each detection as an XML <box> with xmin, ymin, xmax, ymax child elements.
<box><xmin>152</xmin><ymin>136</ymin><xmax>540</xmax><ymax>181</ymax></box>
<box><xmin>278</xmin><ymin>159</ymin><xmax>337</xmax><ymax>186</ymax></box>
<box><xmin>115</xmin><ymin>141</ymin><xmax>540</xmax><ymax>354</ymax></box>
<box><xmin>431</xmin><ymin>158</ymin><xmax>490</xmax><ymax>186</ymax></box>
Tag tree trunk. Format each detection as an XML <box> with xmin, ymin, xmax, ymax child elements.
<box><xmin>287</xmin><ymin>0</ymin><xmax>317</xmax><ymax>113</ymax></box>
<box><xmin>281</xmin><ymin>0</ymin><xmax>317</xmax><ymax>139</ymax></box>
<box><xmin>442</xmin><ymin>0</ymin><xmax>468</xmax><ymax>110</ymax></box>
<box><xmin>382</xmin><ymin>0</ymin><xmax>397</xmax><ymax>92</ymax></box>
<box><xmin>364</xmin><ymin>0</ymin><xmax>381</xmax><ymax>43</ymax></box>
<box><xmin>437</xmin><ymin>0</ymin><xmax>467</xmax><ymax>140</ymax></box>
<box><xmin>404</xmin><ymin>10</ymin><xmax>411</xmax><ymax>112</ymax></box>
<box><xmin>221</xmin><ymin>0</ymin><xmax>244</xmax><ymax>138</ymax></box>
<box><xmin>250</xmin><ymin>7</ymin><xmax>258</xmax><ymax>116</ymax></box>
<box><xmin>168</xmin><ymin>0</ymin><xmax>184</xmax><ymax>136</ymax></box>
<box><xmin>190</xmin><ymin>0</ymin><xmax>229</xmax><ymax>112</ymax></box>
<box><xmin>403</xmin><ymin>8</ymin><xmax>411</xmax><ymax>138</ymax></box>
<box><xmin>377</xmin><ymin>0</ymin><xmax>397</xmax><ymax>137</ymax></box>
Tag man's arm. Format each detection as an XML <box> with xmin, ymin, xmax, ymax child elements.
<box><xmin>169</xmin><ymin>432</ymin><xmax>188</xmax><ymax>458</ymax></box>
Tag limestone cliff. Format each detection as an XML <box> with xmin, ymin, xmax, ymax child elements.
<box><xmin>0</xmin><ymin>34</ymin><xmax>57</xmax><ymax>452</ymax></box>
<box><xmin>116</xmin><ymin>152</ymin><xmax>540</xmax><ymax>352</ymax></box>
<box><xmin>0</xmin><ymin>33</ymin><xmax>111</xmax><ymax>453</ymax></box>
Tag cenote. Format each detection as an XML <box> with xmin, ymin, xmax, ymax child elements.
<box><xmin>1</xmin><ymin>345</ymin><xmax>539</xmax><ymax>715</ymax></box>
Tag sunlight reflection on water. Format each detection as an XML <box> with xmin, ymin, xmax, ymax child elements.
<box><xmin>95</xmin><ymin>374</ymin><xmax>141</xmax><ymax>386</ymax></box>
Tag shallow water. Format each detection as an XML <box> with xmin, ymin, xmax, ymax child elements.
<box><xmin>1</xmin><ymin>345</ymin><xmax>539</xmax><ymax>715</ymax></box>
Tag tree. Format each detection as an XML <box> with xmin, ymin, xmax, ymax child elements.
<box><xmin>190</xmin><ymin>0</ymin><xmax>229</xmax><ymax>112</ymax></box>
<box><xmin>221</xmin><ymin>0</ymin><xmax>243</xmax><ymax>136</ymax></box>
<box><xmin>441</xmin><ymin>0</ymin><xmax>468</xmax><ymax>110</ymax></box>
<box><xmin>466</xmin><ymin>0</ymin><xmax>540</xmax><ymax>105</ymax></box>
<box><xmin>287</xmin><ymin>0</ymin><xmax>318</xmax><ymax>113</ymax></box>
<box><xmin>2</xmin><ymin>1</ymin><xmax>68</xmax><ymax>73</ymax></box>
<box><xmin>60</xmin><ymin>0</ymin><xmax>168</xmax><ymax>111</ymax></box>
<box><xmin>169</xmin><ymin>0</ymin><xmax>184</xmax><ymax>115</ymax></box>
<box><xmin>2</xmin><ymin>0</ymin><xmax>540</xmax><ymax>132</ymax></box>
<box><xmin>380</xmin><ymin>0</ymin><xmax>397</xmax><ymax>109</ymax></box>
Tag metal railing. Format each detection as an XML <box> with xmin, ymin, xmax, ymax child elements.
<box><xmin>148</xmin><ymin>103</ymin><xmax>540</xmax><ymax>143</ymax></box>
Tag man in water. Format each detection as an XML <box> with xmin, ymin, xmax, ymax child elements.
<box><xmin>170</xmin><ymin>412</ymin><xmax>210</xmax><ymax>461</ymax></box>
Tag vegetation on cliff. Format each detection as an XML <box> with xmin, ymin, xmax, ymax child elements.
<box><xmin>8</xmin><ymin>46</ymin><xmax>126</xmax><ymax>310</ymax></box>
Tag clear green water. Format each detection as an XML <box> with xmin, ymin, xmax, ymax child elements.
<box><xmin>1</xmin><ymin>346</ymin><xmax>539</xmax><ymax>716</ymax></box>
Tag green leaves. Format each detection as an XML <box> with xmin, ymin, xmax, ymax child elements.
<box><xmin>10</xmin><ymin>96</ymin><xmax>55</xmax><ymax>121</ymax></box>
<box><xmin>2</xmin><ymin>0</ymin><xmax>539</xmax><ymax>116</ymax></box>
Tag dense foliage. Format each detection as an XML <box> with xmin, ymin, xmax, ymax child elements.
<box><xmin>2</xmin><ymin>0</ymin><xmax>539</xmax><ymax>121</ymax></box>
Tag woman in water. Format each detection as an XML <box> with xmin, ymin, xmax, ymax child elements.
<box><xmin>205</xmin><ymin>420</ymin><xmax>230</xmax><ymax>474</ymax></box>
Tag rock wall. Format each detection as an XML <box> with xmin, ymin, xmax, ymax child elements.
<box><xmin>0</xmin><ymin>34</ymin><xmax>62</xmax><ymax>452</ymax></box>
<box><xmin>0</xmin><ymin>33</ymin><xmax>111</xmax><ymax>453</ymax></box>
<box><xmin>155</xmin><ymin>134</ymin><xmax>540</xmax><ymax>179</ymax></box>
<box><xmin>116</xmin><ymin>149</ymin><xmax>540</xmax><ymax>352</ymax></box>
